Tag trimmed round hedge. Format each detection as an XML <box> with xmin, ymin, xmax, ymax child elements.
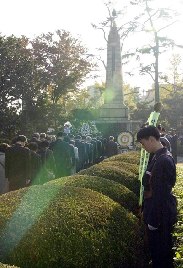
<box><xmin>45</xmin><ymin>175</ymin><xmax>139</xmax><ymax>215</ymax></box>
<box><xmin>78</xmin><ymin>164</ymin><xmax>140</xmax><ymax>196</ymax></box>
<box><xmin>100</xmin><ymin>160</ymin><xmax>139</xmax><ymax>175</ymax></box>
<box><xmin>0</xmin><ymin>185</ymin><xmax>142</xmax><ymax>268</ymax></box>
<box><xmin>105</xmin><ymin>151</ymin><xmax>140</xmax><ymax>165</ymax></box>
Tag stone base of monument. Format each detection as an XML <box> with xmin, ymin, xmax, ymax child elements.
<box><xmin>95</xmin><ymin>120</ymin><xmax>141</xmax><ymax>138</ymax></box>
<box><xmin>94</xmin><ymin>103</ymin><xmax>140</xmax><ymax>137</ymax></box>
<box><xmin>99</xmin><ymin>104</ymin><xmax>129</xmax><ymax>120</ymax></box>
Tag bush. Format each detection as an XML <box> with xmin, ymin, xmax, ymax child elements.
<box><xmin>177</xmin><ymin>142</ymin><xmax>183</xmax><ymax>156</ymax></box>
<box><xmin>0</xmin><ymin>263</ymin><xmax>19</xmax><ymax>268</ymax></box>
<box><xmin>173</xmin><ymin>166</ymin><xmax>183</xmax><ymax>267</ymax></box>
<box><xmin>0</xmin><ymin>185</ymin><xmax>143</xmax><ymax>268</ymax></box>
<box><xmin>105</xmin><ymin>151</ymin><xmax>140</xmax><ymax>165</ymax></box>
<box><xmin>79</xmin><ymin>164</ymin><xmax>140</xmax><ymax>196</ymax></box>
<box><xmin>100</xmin><ymin>160</ymin><xmax>139</xmax><ymax>175</ymax></box>
<box><xmin>45</xmin><ymin>175</ymin><xmax>139</xmax><ymax>215</ymax></box>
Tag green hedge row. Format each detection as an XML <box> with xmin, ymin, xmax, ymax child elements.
<box><xmin>177</xmin><ymin>142</ymin><xmax>183</xmax><ymax>155</ymax></box>
<box><xmin>173</xmin><ymin>165</ymin><xmax>183</xmax><ymax>267</ymax></box>
<box><xmin>78</xmin><ymin>163</ymin><xmax>140</xmax><ymax>196</ymax></box>
<box><xmin>45</xmin><ymin>175</ymin><xmax>139</xmax><ymax>215</ymax></box>
<box><xmin>100</xmin><ymin>160</ymin><xmax>140</xmax><ymax>175</ymax></box>
<box><xmin>0</xmin><ymin>263</ymin><xmax>19</xmax><ymax>268</ymax></box>
<box><xmin>0</xmin><ymin>185</ymin><xmax>143</xmax><ymax>268</ymax></box>
<box><xmin>105</xmin><ymin>151</ymin><xmax>140</xmax><ymax>165</ymax></box>
<box><xmin>0</xmin><ymin>151</ymin><xmax>147</xmax><ymax>267</ymax></box>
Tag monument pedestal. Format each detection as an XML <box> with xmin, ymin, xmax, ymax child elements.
<box><xmin>96</xmin><ymin>104</ymin><xmax>140</xmax><ymax>137</ymax></box>
<box><xmin>99</xmin><ymin>103</ymin><xmax>129</xmax><ymax>120</ymax></box>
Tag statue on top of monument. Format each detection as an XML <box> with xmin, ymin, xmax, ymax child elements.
<box><xmin>111</xmin><ymin>9</ymin><xmax>117</xmax><ymax>27</ymax></box>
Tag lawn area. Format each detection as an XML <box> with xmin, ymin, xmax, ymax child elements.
<box><xmin>174</xmin><ymin>163</ymin><xmax>183</xmax><ymax>267</ymax></box>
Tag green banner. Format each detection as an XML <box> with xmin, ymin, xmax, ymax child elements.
<box><xmin>138</xmin><ymin>110</ymin><xmax>160</xmax><ymax>206</ymax></box>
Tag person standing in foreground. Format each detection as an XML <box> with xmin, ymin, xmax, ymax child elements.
<box><xmin>137</xmin><ymin>126</ymin><xmax>177</xmax><ymax>268</ymax></box>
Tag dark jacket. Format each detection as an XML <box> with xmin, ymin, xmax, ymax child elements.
<box><xmin>142</xmin><ymin>147</ymin><xmax>177</xmax><ymax>228</ymax></box>
<box><xmin>29</xmin><ymin>151</ymin><xmax>42</xmax><ymax>185</ymax></box>
<box><xmin>5</xmin><ymin>143</ymin><xmax>31</xmax><ymax>191</ymax></box>
<box><xmin>104</xmin><ymin>140</ymin><xmax>118</xmax><ymax>158</ymax></box>
<box><xmin>49</xmin><ymin>139</ymin><xmax>71</xmax><ymax>178</ymax></box>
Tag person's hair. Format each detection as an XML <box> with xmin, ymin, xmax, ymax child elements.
<box><xmin>69</xmin><ymin>140</ymin><xmax>75</xmax><ymax>146</ymax></box>
<box><xmin>11</xmin><ymin>136</ymin><xmax>18</xmax><ymax>144</ymax></box>
<box><xmin>86</xmin><ymin>136</ymin><xmax>92</xmax><ymax>142</ymax></box>
<box><xmin>137</xmin><ymin>126</ymin><xmax>160</xmax><ymax>141</ymax></box>
<box><xmin>75</xmin><ymin>135</ymin><xmax>82</xmax><ymax>140</ymax></box>
<box><xmin>157</xmin><ymin>124</ymin><xmax>162</xmax><ymax>130</ymax></box>
<box><xmin>40</xmin><ymin>133</ymin><xmax>46</xmax><ymax>138</ymax></box>
<box><xmin>68</xmin><ymin>134</ymin><xmax>74</xmax><ymax>139</ymax></box>
<box><xmin>40</xmin><ymin>140</ymin><xmax>50</xmax><ymax>148</ymax></box>
<box><xmin>0</xmin><ymin>143</ymin><xmax>9</xmax><ymax>153</ymax></box>
<box><xmin>56</xmin><ymin>131</ymin><xmax>63</xmax><ymax>137</ymax></box>
<box><xmin>63</xmin><ymin>136</ymin><xmax>70</xmax><ymax>143</ymax></box>
<box><xmin>28</xmin><ymin>142</ymin><xmax>38</xmax><ymax>151</ymax></box>
<box><xmin>32</xmin><ymin>133</ymin><xmax>40</xmax><ymax>139</ymax></box>
<box><xmin>162</xmin><ymin>127</ymin><xmax>166</xmax><ymax>132</ymax></box>
<box><xmin>16</xmin><ymin>135</ymin><xmax>27</xmax><ymax>142</ymax></box>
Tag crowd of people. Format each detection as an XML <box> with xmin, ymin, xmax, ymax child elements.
<box><xmin>156</xmin><ymin>124</ymin><xmax>178</xmax><ymax>164</ymax></box>
<box><xmin>0</xmin><ymin>132</ymin><xmax>119</xmax><ymax>195</ymax></box>
<box><xmin>0</xmin><ymin>124</ymin><xmax>181</xmax><ymax>267</ymax></box>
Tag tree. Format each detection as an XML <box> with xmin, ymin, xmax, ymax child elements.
<box><xmin>0</xmin><ymin>30</ymin><xmax>97</xmax><ymax>137</ymax></box>
<box><xmin>159</xmin><ymin>53</ymin><xmax>183</xmax><ymax>130</ymax></box>
<box><xmin>128</xmin><ymin>0</ymin><xmax>182</xmax><ymax>103</ymax></box>
<box><xmin>92</xmin><ymin>1</ymin><xmax>182</xmax><ymax>106</ymax></box>
<box><xmin>0</xmin><ymin>34</ymin><xmax>36</xmax><ymax>136</ymax></box>
<box><xmin>31</xmin><ymin>30</ymin><xmax>95</xmax><ymax>105</ymax></box>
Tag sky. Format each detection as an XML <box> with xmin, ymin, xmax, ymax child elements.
<box><xmin>0</xmin><ymin>0</ymin><xmax>183</xmax><ymax>92</ymax></box>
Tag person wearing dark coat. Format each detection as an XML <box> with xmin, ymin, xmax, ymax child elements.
<box><xmin>171</xmin><ymin>129</ymin><xmax>178</xmax><ymax>164</ymax></box>
<box><xmin>157</xmin><ymin>125</ymin><xmax>172</xmax><ymax>153</ymax></box>
<box><xmin>49</xmin><ymin>131</ymin><xmax>71</xmax><ymax>178</ymax></box>
<box><xmin>75</xmin><ymin>135</ymin><xmax>86</xmax><ymax>172</ymax></box>
<box><xmin>37</xmin><ymin>140</ymin><xmax>56</xmax><ymax>184</ymax></box>
<box><xmin>63</xmin><ymin>136</ymin><xmax>76</xmax><ymax>175</ymax></box>
<box><xmin>85</xmin><ymin>136</ymin><xmax>94</xmax><ymax>168</ymax></box>
<box><xmin>29</xmin><ymin>133</ymin><xmax>42</xmax><ymax>149</ymax></box>
<box><xmin>5</xmin><ymin>135</ymin><xmax>31</xmax><ymax>191</ymax></box>
<box><xmin>90</xmin><ymin>136</ymin><xmax>98</xmax><ymax>164</ymax></box>
<box><xmin>0</xmin><ymin>143</ymin><xmax>10</xmax><ymax>195</ymax></box>
<box><xmin>104</xmin><ymin>136</ymin><xmax>118</xmax><ymax>158</ymax></box>
<box><xmin>137</xmin><ymin>126</ymin><xmax>177</xmax><ymax>268</ymax></box>
<box><xmin>27</xmin><ymin>142</ymin><xmax>42</xmax><ymax>185</ymax></box>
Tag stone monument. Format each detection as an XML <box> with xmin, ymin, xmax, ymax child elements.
<box><xmin>96</xmin><ymin>10</ymin><xmax>139</xmax><ymax>136</ymax></box>
<box><xmin>99</xmin><ymin>11</ymin><xmax>129</xmax><ymax>121</ymax></box>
